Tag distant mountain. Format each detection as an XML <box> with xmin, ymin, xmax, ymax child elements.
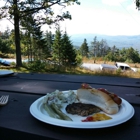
<box><xmin>70</xmin><ymin>34</ymin><xmax>140</xmax><ymax>51</ymax></box>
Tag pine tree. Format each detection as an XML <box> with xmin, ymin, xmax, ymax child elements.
<box><xmin>91</xmin><ymin>36</ymin><xmax>97</xmax><ymax>57</ymax></box>
<box><xmin>44</xmin><ymin>31</ymin><xmax>54</xmax><ymax>58</ymax></box>
<box><xmin>0</xmin><ymin>0</ymin><xmax>80</xmax><ymax>66</ymax></box>
<box><xmin>21</xmin><ymin>15</ymin><xmax>46</xmax><ymax>60</ymax></box>
<box><xmin>52</xmin><ymin>28</ymin><xmax>63</xmax><ymax>66</ymax></box>
<box><xmin>61</xmin><ymin>31</ymin><xmax>77</xmax><ymax>67</ymax></box>
<box><xmin>80</xmin><ymin>39</ymin><xmax>89</xmax><ymax>57</ymax></box>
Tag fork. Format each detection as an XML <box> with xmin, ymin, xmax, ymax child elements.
<box><xmin>0</xmin><ymin>95</ymin><xmax>9</xmax><ymax>106</ymax></box>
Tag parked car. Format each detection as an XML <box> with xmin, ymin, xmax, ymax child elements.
<box><xmin>100</xmin><ymin>62</ymin><xmax>137</xmax><ymax>72</ymax></box>
<box><xmin>0</xmin><ymin>58</ymin><xmax>11</xmax><ymax>66</ymax></box>
<box><xmin>100</xmin><ymin>64</ymin><xmax>117</xmax><ymax>71</ymax></box>
<box><xmin>115</xmin><ymin>62</ymin><xmax>137</xmax><ymax>72</ymax></box>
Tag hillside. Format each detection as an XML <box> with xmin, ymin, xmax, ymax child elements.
<box><xmin>70</xmin><ymin>34</ymin><xmax>140</xmax><ymax>51</ymax></box>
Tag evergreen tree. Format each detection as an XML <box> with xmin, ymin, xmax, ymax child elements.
<box><xmin>135</xmin><ymin>0</ymin><xmax>140</xmax><ymax>10</ymax></box>
<box><xmin>91</xmin><ymin>36</ymin><xmax>97</xmax><ymax>57</ymax></box>
<box><xmin>0</xmin><ymin>37</ymin><xmax>11</xmax><ymax>53</ymax></box>
<box><xmin>0</xmin><ymin>0</ymin><xmax>80</xmax><ymax>66</ymax></box>
<box><xmin>80</xmin><ymin>39</ymin><xmax>89</xmax><ymax>57</ymax></box>
<box><xmin>33</xmin><ymin>25</ymin><xmax>46</xmax><ymax>60</ymax></box>
<box><xmin>21</xmin><ymin>15</ymin><xmax>46</xmax><ymax>60</ymax></box>
<box><xmin>21</xmin><ymin>31</ymin><xmax>32</xmax><ymax>60</ymax></box>
<box><xmin>44</xmin><ymin>31</ymin><xmax>54</xmax><ymax>58</ymax></box>
<box><xmin>125</xmin><ymin>47</ymin><xmax>140</xmax><ymax>63</ymax></box>
<box><xmin>100</xmin><ymin>39</ymin><xmax>108</xmax><ymax>57</ymax></box>
<box><xmin>61</xmin><ymin>31</ymin><xmax>77</xmax><ymax>67</ymax></box>
<box><xmin>52</xmin><ymin>28</ymin><xmax>63</xmax><ymax>65</ymax></box>
<box><xmin>0</xmin><ymin>30</ymin><xmax>11</xmax><ymax>53</ymax></box>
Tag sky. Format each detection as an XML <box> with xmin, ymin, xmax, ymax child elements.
<box><xmin>0</xmin><ymin>0</ymin><xmax>140</xmax><ymax>36</ymax></box>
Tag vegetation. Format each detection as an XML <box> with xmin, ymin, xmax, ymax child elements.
<box><xmin>82</xmin><ymin>36</ymin><xmax>140</xmax><ymax>64</ymax></box>
<box><xmin>0</xmin><ymin>26</ymin><xmax>79</xmax><ymax>71</ymax></box>
<box><xmin>0</xmin><ymin>1</ymin><xmax>140</xmax><ymax>78</ymax></box>
<box><xmin>0</xmin><ymin>0</ymin><xmax>80</xmax><ymax>66</ymax></box>
<box><xmin>80</xmin><ymin>39</ymin><xmax>89</xmax><ymax>57</ymax></box>
<box><xmin>135</xmin><ymin>0</ymin><xmax>140</xmax><ymax>10</ymax></box>
<box><xmin>1</xmin><ymin>26</ymin><xmax>140</xmax><ymax>79</ymax></box>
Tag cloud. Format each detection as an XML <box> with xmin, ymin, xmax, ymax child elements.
<box><xmin>126</xmin><ymin>2</ymin><xmax>139</xmax><ymax>12</ymax></box>
<box><xmin>102</xmin><ymin>0</ymin><xmax>127</xmax><ymax>6</ymax></box>
<box><xmin>1</xmin><ymin>0</ymin><xmax>5</xmax><ymax>6</ymax></box>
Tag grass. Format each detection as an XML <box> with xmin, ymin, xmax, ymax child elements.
<box><xmin>1</xmin><ymin>58</ymin><xmax>140</xmax><ymax>78</ymax></box>
<box><xmin>81</xmin><ymin>58</ymin><xmax>140</xmax><ymax>78</ymax></box>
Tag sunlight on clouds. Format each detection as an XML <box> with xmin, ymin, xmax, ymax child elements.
<box><xmin>126</xmin><ymin>2</ymin><xmax>138</xmax><ymax>12</ymax></box>
<box><xmin>1</xmin><ymin>0</ymin><xmax>140</xmax><ymax>36</ymax></box>
<box><xmin>60</xmin><ymin>7</ymin><xmax>140</xmax><ymax>36</ymax></box>
<box><xmin>102</xmin><ymin>0</ymin><xmax>127</xmax><ymax>6</ymax></box>
<box><xmin>0</xmin><ymin>19</ymin><xmax>13</xmax><ymax>32</ymax></box>
<box><xmin>1</xmin><ymin>0</ymin><xmax>7</xmax><ymax>6</ymax></box>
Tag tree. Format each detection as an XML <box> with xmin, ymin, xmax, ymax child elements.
<box><xmin>52</xmin><ymin>27</ymin><xmax>63</xmax><ymax>66</ymax></box>
<box><xmin>100</xmin><ymin>39</ymin><xmax>108</xmax><ymax>57</ymax></box>
<box><xmin>125</xmin><ymin>47</ymin><xmax>140</xmax><ymax>63</ymax></box>
<box><xmin>0</xmin><ymin>27</ymin><xmax>11</xmax><ymax>39</ymax></box>
<box><xmin>80</xmin><ymin>39</ymin><xmax>89</xmax><ymax>57</ymax></box>
<box><xmin>0</xmin><ymin>0</ymin><xmax>80</xmax><ymax>67</ymax></box>
<box><xmin>61</xmin><ymin>31</ymin><xmax>77</xmax><ymax>67</ymax></box>
<box><xmin>20</xmin><ymin>14</ymin><xmax>45</xmax><ymax>61</ymax></box>
<box><xmin>44</xmin><ymin>31</ymin><xmax>54</xmax><ymax>58</ymax></box>
<box><xmin>0</xmin><ymin>30</ymin><xmax>12</xmax><ymax>53</ymax></box>
<box><xmin>135</xmin><ymin>0</ymin><xmax>140</xmax><ymax>10</ymax></box>
<box><xmin>91</xmin><ymin>36</ymin><xmax>97</xmax><ymax>57</ymax></box>
<box><xmin>0</xmin><ymin>38</ymin><xmax>10</xmax><ymax>53</ymax></box>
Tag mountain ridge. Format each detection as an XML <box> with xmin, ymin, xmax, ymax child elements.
<box><xmin>70</xmin><ymin>34</ymin><xmax>140</xmax><ymax>51</ymax></box>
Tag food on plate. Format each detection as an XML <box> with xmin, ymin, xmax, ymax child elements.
<box><xmin>66</xmin><ymin>102</ymin><xmax>101</xmax><ymax>116</ymax></box>
<box><xmin>77</xmin><ymin>83</ymin><xmax>122</xmax><ymax>114</ymax></box>
<box><xmin>42</xmin><ymin>84</ymin><xmax>122</xmax><ymax>122</ymax></box>
<box><xmin>44</xmin><ymin>104</ymin><xmax>61</xmax><ymax>119</ymax></box>
<box><xmin>82</xmin><ymin>113</ymin><xmax>112</xmax><ymax>122</ymax></box>
<box><xmin>97</xmin><ymin>88</ymin><xmax>122</xmax><ymax>106</ymax></box>
<box><xmin>43</xmin><ymin>90</ymin><xmax>78</xmax><ymax>121</ymax></box>
<box><xmin>51</xmin><ymin>103</ymin><xmax>72</xmax><ymax>121</ymax></box>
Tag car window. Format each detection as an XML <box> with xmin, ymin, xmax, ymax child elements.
<box><xmin>125</xmin><ymin>67</ymin><xmax>131</xmax><ymax>70</ymax></box>
<box><xmin>120</xmin><ymin>66</ymin><xmax>124</xmax><ymax>70</ymax></box>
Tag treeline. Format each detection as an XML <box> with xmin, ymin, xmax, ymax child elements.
<box><xmin>79</xmin><ymin>36</ymin><xmax>140</xmax><ymax>63</ymax></box>
<box><xmin>0</xmin><ymin>27</ymin><xmax>140</xmax><ymax>69</ymax></box>
<box><xmin>0</xmin><ymin>26</ymin><xmax>80</xmax><ymax>68</ymax></box>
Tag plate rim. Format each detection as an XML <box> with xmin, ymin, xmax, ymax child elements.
<box><xmin>30</xmin><ymin>90</ymin><xmax>135</xmax><ymax>129</ymax></box>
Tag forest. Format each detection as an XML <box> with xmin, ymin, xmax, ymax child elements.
<box><xmin>0</xmin><ymin>27</ymin><xmax>140</xmax><ymax>66</ymax></box>
<box><xmin>0</xmin><ymin>0</ymin><xmax>140</xmax><ymax>72</ymax></box>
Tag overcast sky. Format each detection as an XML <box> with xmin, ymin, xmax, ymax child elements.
<box><xmin>0</xmin><ymin>0</ymin><xmax>140</xmax><ymax>36</ymax></box>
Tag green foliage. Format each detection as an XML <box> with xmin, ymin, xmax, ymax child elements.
<box><xmin>0</xmin><ymin>0</ymin><xmax>80</xmax><ymax>66</ymax></box>
<box><xmin>116</xmin><ymin>68</ymin><xmax>122</xmax><ymax>75</ymax></box>
<box><xmin>89</xmin><ymin>36</ymin><xmax>140</xmax><ymax>63</ymax></box>
<box><xmin>90</xmin><ymin>36</ymin><xmax>109</xmax><ymax>57</ymax></box>
<box><xmin>44</xmin><ymin>31</ymin><xmax>54</xmax><ymax>57</ymax></box>
<box><xmin>24</xmin><ymin>60</ymin><xmax>46</xmax><ymax>71</ymax></box>
<box><xmin>125</xmin><ymin>47</ymin><xmax>140</xmax><ymax>63</ymax></box>
<box><xmin>135</xmin><ymin>0</ymin><xmax>140</xmax><ymax>10</ymax></box>
<box><xmin>61</xmin><ymin>31</ymin><xmax>77</xmax><ymax>67</ymax></box>
<box><xmin>0</xmin><ymin>38</ymin><xmax>9</xmax><ymax>53</ymax></box>
<box><xmin>52</xmin><ymin>29</ymin><xmax>77</xmax><ymax>68</ymax></box>
<box><xmin>80</xmin><ymin>39</ymin><xmax>89</xmax><ymax>57</ymax></box>
<box><xmin>52</xmin><ymin>28</ymin><xmax>63</xmax><ymax>65</ymax></box>
<box><xmin>21</xmin><ymin>14</ymin><xmax>52</xmax><ymax>61</ymax></box>
<box><xmin>0</xmin><ymin>30</ymin><xmax>13</xmax><ymax>54</ymax></box>
<box><xmin>76</xmin><ymin>53</ymin><xmax>82</xmax><ymax>65</ymax></box>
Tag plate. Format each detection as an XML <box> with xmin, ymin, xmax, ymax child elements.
<box><xmin>30</xmin><ymin>90</ymin><xmax>134</xmax><ymax>128</ymax></box>
<box><xmin>0</xmin><ymin>70</ymin><xmax>14</xmax><ymax>77</ymax></box>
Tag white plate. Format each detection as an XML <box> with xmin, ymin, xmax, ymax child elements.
<box><xmin>30</xmin><ymin>90</ymin><xmax>134</xmax><ymax>128</ymax></box>
<box><xmin>0</xmin><ymin>70</ymin><xmax>14</xmax><ymax>77</ymax></box>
